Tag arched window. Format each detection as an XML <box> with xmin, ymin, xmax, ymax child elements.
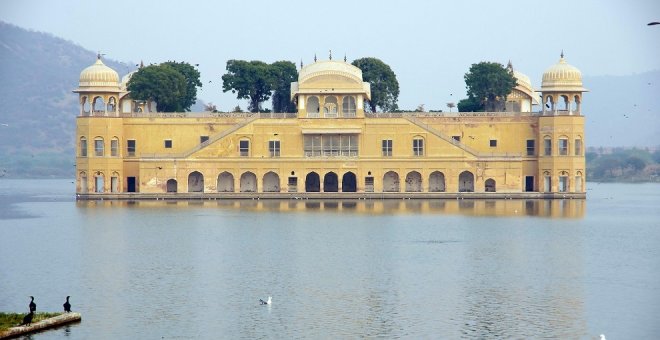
<box><xmin>323</xmin><ymin>172</ymin><xmax>338</xmax><ymax>192</ymax></box>
<box><xmin>240</xmin><ymin>172</ymin><xmax>257</xmax><ymax>192</ymax></box>
<box><xmin>94</xmin><ymin>171</ymin><xmax>104</xmax><ymax>193</ymax></box>
<box><xmin>80</xmin><ymin>137</ymin><xmax>88</xmax><ymax>157</ymax></box>
<box><xmin>111</xmin><ymin>137</ymin><xmax>119</xmax><ymax>157</ymax></box>
<box><xmin>108</xmin><ymin>97</ymin><xmax>117</xmax><ymax>114</ymax></box>
<box><xmin>429</xmin><ymin>171</ymin><xmax>445</xmax><ymax>192</ymax></box>
<box><xmin>305</xmin><ymin>172</ymin><xmax>320</xmax><ymax>192</ymax></box>
<box><xmin>342</xmin><ymin>172</ymin><xmax>356</xmax><ymax>192</ymax></box>
<box><xmin>217</xmin><ymin>172</ymin><xmax>234</xmax><ymax>192</ymax></box>
<box><xmin>558</xmin><ymin>136</ymin><xmax>569</xmax><ymax>156</ymax></box>
<box><xmin>413</xmin><ymin>137</ymin><xmax>424</xmax><ymax>156</ymax></box>
<box><xmin>405</xmin><ymin>171</ymin><xmax>422</xmax><ymax>192</ymax></box>
<box><xmin>263</xmin><ymin>171</ymin><xmax>280</xmax><ymax>192</ymax></box>
<box><xmin>307</xmin><ymin>96</ymin><xmax>320</xmax><ymax>118</ymax></box>
<box><xmin>323</xmin><ymin>96</ymin><xmax>338</xmax><ymax>118</ymax></box>
<box><xmin>79</xmin><ymin>172</ymin><xmax>88</xmax><ymax>193</ymax></box>
<box><xmin>559</xmin><ymin>95</ymin><xmax>569</xmax><ymax>111</ymax></box>
<box><xmin>574</xmin><ymin>137</ymin><xmax>582</xmax><ymax>156</ymax></box>
<box><xmin>81</xmin><ymin>96</ymin><xmax>90</xmax><ymax>115</ymax></box>
<box><xmin>544</xmin><ymin>136</ymin><xmax>552</xmax><ymax>156</ymax></box>
<box><xmin>558</xmin><ymin>171</ymin><xmax>569</xmax><ymax>192</ymax></box>
<box><xmin>383</xmin><ymin>171</ymin><xmax>400</xmax><ymax>192</ymax></box>
<box><xmin>543</xmin><ymin>171</ymin><xmax>552</xmax><ymax>192</ymax></box>
<box><xmin>458</xmin><ymin>171</ymin><xmax>474</xmax><ymax>192</ymax></box>
<box><xmin>167</xmin><ymin>179</ymin><xmax>178</xmax><ymax>193</ymax></box>
<box><xmin>544</xmin><ymin>96</ymin><xmax>554</xmax><ymax>113</ymax></box>
<box><xmin>94</xmin><ymin>137</ymin><xmax>104</xmax><ymax>157</ymax></box>
<box><xmin>572</xmin><ymin>95</ymin><xmax>580</xmax><ymax>113</ymax></box>
<box><xmin>111</xmin><ymin>172</ymin><xmax>120</xmax><ymax>193</ymax></box>
<box><xmin>93</xmin><ymin>96</ymin><xmax>105</xmax><ymax>113</ymax></box>
<box><xmin>575</xmin><ymin>171</ymin><xmax>583</xmax><ymax>192</ymax></box>
<box><xmin>342</xmin><ymin>96</ymin><xmax>356</xmax><ymax>117</ymax></box>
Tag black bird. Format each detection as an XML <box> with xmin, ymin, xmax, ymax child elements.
<box><xmin>20</xmin><ymin>311</ymin><xmax>34</xmax><ymax>326</ymax></box>
<box><xmin>648</xmin><ymin>22</ymin><xmax>660</xmax><ymax>26</ymax></box>
<box><xmin>29</xmin><ymin>296</ymin><xmax>36</xmax><ymax>313</ymax></box>
<box><xmin>63</xmin><ymin>296</ymin><xmax>71</xmax><ymax>313</ymax></box>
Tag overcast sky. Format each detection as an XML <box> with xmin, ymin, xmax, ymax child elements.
<box><xmin>1</xmin><ymin>0</ymin><xmax>659</xmax><ymax>111</ymax></box>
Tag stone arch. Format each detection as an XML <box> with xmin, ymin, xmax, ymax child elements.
<box><xmin>342</xmin><ymin>172</ymin><xmax>357</xmax><ymax>192</ymax></box>
<box><xmin>323</xmin><ymin>96</ymin><xmax>338</xmax><ymax>117</ymax></box>
<box><xmin>458</xmin><ymin>171</ymin><xmax>474</xmax><ymax>192</ymax></box>
<box><xmin>559</xmin><ymin>95</ymin><xmax>569</xmax><ymax>111</ymax></box>
<box><xmin>575</xmin><ymin>171</ymin><xmax>584</xmax><ymax>192</ymax></box>
<box><xmin>188</xmin><ymin>171</ymin><xmax>204</xmax><ymax>192</ymax></box>
<box><xmin>240</xmin><ymin>172</ymin><xmax>257</xmax><ymax>192</ymax></box>
<box><xmin>81</xmin><ymin>96</ymin><xmax>90</xmax><ymax>115</ymax></box>
<box><xmin>79</xmin><ymin>171</ymin><xmax>88</xmax><ymax>193</ymax></box>
<box><xmin>111</xmin><ymin>171</ymin><xmax>120</xmax><ymax>193</ymax></box>
<box><xmin>94</xmin><ymin>171</ymin><xmax>105</xmax><ymax>193</ymax></box>
<box><xmin>108</xmin><ymin>96</ymin><xmax>117</xmax><ymax>114</ymax></box>
<box><xmin>263</xmin><ymin>171</ymin><xmax>280</xmax><ymax>192</ymax></box>
<box><xmin>342</xmin><ymin>96</ymin><xmax>356</xmax><ymax>117</ymax></box>
<box><xmin>544</xmin><ymin>95</ymin><xmax>554</xmax><ymax>113</ymax></box>
<box><xmin>323</xmin><ymin>172</ymin><xmax>338</xmax><ymax>192</ymax></box>
<box><xmin>166</xmin><ymin>179</ymin><xmax>178</xmax><ymax>193</ymax></box>
<box><xmin>217</xmin><ymin>172</ymin><xmax>234</xmax><ymax>192</ymax></box>
<box><xmin>383</xmin><ymin>171</ymin><xmax>400</xmax><ymax>192</ymax></box>
<box><xmin>543</xmin><ymin>170</ymin><xmax>552</xmax><ymax>192</ymax></box>
<box><xmin>405</xmin><ymin>171</ymin><xmax>422</xmax><ymax>192</ymax></box>
<box><xmin>307</xmin><ymin>96</ymin><xmax>320</xmax><ymax>117</ymax></box>
<box><xmin>558</xmin><ymin>170</ymin><xmax>569</xmax><ymax>192</ymax></box>
<box><xmin>305</xmin><ymin>172</ymin><xmax>320</xmax><ymax>192</ymax></box>
<box><xmin>572</xmin><ymin>95</ymin><xmax>580</xmax><ymax>113</ymax></box>
<box><xmin>92</xmin><ymin>96</ymin><xmax>105</xmax><ymax>113</ymax></box>
<box><xmin>93</xmin><ymin>136</ymin><xmax>104</xmax><ymax>157</ymax></box>
<box><xmin>429</xmin><ymin>171</ymin><xmax>446</xmax><ymax>192</ymax></box>
<box><xmin>485</xmin><ymin>178</ymin><xmax>496</xmax><ymax>192</ymax></box>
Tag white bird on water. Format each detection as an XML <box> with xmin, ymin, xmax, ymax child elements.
<box><xmin>260</xmin><ymin>296</ymin><xmax>272</xmax><ymax>305</ymax></box>
<box><xmin>600</xmin><ymin>334</ymin><xmax>606</xmax><ymax>340</ymax></box>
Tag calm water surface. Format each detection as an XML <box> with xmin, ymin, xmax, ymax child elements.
<box><xmin>1</xmin><ymin>180</ymin><xmax>659</xmax><ymax>339</ymax></box>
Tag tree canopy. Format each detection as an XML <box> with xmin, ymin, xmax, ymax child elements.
<box><xmin>463</xmin><ymin>62</ymin><xmax>517</xmax><ymax>112</ymax></box>
<box><xmin>351</xmin><ymin>57</ymin><xmax>399</xmax><ymax>112</ymax></box>
<box><xmin>221</xmin><ymin>60</ymin><xmax>273</xmax><ymax>113</ymax></box>
<box><xmin>269</xmin><ymin>61</ymin><xmax>298</xmax><ymax>113</ymax></box>
<box><xmin>127</xmin><ymin>62</ymin><xmax>201</xmax><ymax>112</ymax></box>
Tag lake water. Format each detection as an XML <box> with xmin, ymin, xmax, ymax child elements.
<box><xmin>1</xmin><ymin>180</ymin><xmax>659</xmax><ymax>339</ymax></box>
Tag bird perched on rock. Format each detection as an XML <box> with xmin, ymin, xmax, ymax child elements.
<box><xmin>63</xmin><ymin>296</ymin><xmax>71</xmax><ymax>313</ymax></box>
<box><xmin>20</xmin><ymin>311</ymin><xmax>34</xmax><ymax>327</ymax></box>
<box><xmin>29</xmin><ymin>296</ymin><xmax>36</xmax><ymax>313</ymax></box>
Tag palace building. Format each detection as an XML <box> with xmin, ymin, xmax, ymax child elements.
<box><xmin>74</xmin><ymin>54</ymin><xmax>586</xmax><ymax>198</ymax></box>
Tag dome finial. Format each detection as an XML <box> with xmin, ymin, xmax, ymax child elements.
<box><xmin>506</xmin><ymin>59</ymin><xmax>513</xmax><ymax>71</ymax></box>
<box><xmin>300</xmin><ymin>59</ymin><xmax>303</xmax><ymax>68</ymax></box>
<box><xmin>329</xmin><ymin>49</ymin><xmax>332</xmax><ymax>60</ymax></box>
<box><xmin>560</xmin><ymin>50</ymin><xmax>564</xmax><ymax>58</ymax></box>
<box><xmin>314</xmin><ymin>53</ymin><xmax>317</xmax><ymax>62</ymax></box>
<box><xmin>344</xmin><ymin>53</ymin><xmax>347</xmax><ymax>62</ymax></box>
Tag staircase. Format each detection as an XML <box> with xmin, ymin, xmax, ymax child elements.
<box><xmin>182</xmin><ymin>115</ymin><xmax>259</xmax><ymax>158</ymax></box>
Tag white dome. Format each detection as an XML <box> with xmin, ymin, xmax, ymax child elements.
<box><xmin>79</xmin><ymin>57</ymin><xmax>119</xmax><ymax>88</ymax></box>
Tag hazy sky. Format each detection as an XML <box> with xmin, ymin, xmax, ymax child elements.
<box><xmin>1</xmin><ymin>0</ymin><xmax>659</xmax><ymax>111</ymax></box>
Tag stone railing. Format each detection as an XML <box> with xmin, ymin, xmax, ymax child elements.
<box><xmin>366</xmin><ymin>111</ymin><xmax>540</xmax><ymax>118</ymax></box>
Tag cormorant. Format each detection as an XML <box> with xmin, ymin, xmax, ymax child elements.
<box><xmin>63</xmin><ymin>296</ymin><xmax>71</xmax><ymax>313</ymax></box>
<box><xmin>259</xmin><ymin>296</ymin><xmax>272</xmax><ymax>305</ymax></box>
<box><xmin>20</xmin><ymin>311</ymin><xmax>34</xmax><ymax>326</ymax></box>
<box><xmin>29</xmin><ymin>296</ymin><xmax>36</xmax><ymax>313</ymax></box>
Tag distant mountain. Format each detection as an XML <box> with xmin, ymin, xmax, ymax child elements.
<box><xmin>0</xmin><ymin>22</ymin><xmax>657</xmax><ymax>178</ymax></box>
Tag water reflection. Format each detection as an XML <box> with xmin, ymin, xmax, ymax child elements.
<box><xmin>76</xmin><ymin>199</ymin><xmax>585</xmax><ymax>218</ymax></box>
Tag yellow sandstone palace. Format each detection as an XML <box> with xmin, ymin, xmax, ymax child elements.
<box><xmin>75</xmin><ymin>54</ymin><xmax>586</xmax><ymax>199</ymax></box>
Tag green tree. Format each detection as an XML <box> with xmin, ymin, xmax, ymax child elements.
<box><xmin>351</xmin><ymin>57</ymin><xmax>399</xmax><ymax>112</ymax></box>
<box><xmin>222</xmin><ymin>60</ymin><xmax>272</xmax><ymax>113</ymax></box>
<box><xmin>463</xmin><ymin>62</ymin><xmax>517</xmax><ymax>112</ymax></box>
<box><xmin>162</xmin><ymin>61</ymin><xmax>202</xmax><ymax>111</ymax></box>
<box><xmin>624</xmin><ymin>156</ymin><xmax>647</xmax><ymax>172</ymax></box>
<box><xmin>457</xmin><ymin>96</ymin><xmax>484</xmax><ymax>112</ymax></box>
<box><xmin>270</xmin><ymin>61</ymin><xmax>298</xmax><ymax>113</ymax></box>
<box><xmin>127</xmin><ymin>64</ymin><xmax>188</xmax><ymax>112</ymax></box>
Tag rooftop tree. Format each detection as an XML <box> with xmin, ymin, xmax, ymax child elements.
<box><xmin>351</xmin><ymin>57</ymin><xmax>399</xmax><ymax>112</ymax></box>
<box><xmin>463</xmin><ymin>61</ymin><xmax>517</xmax><ymax>112</ymax></box>
<box><xmin>127</xmin><ymin>64</ymin><xmax>188</xmax><ymax>112</ymax></box>
<box><xmin>221</xmin><ymin>60</ymin><xmax>273</xmax><ymax>113</ymax></box>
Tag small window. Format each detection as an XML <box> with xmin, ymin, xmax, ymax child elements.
<box><xmin>164</xmin><ymin>140</ymin><xmax>172</xmax><ymax>148</ymax></box>
<box><xmin>558</xmin><ymin>138</ymin><xmax>568</xmax><ymax>156</ymax></box>
<box><xmin>575</xmin><ymin>139</ymin><xmax>582</xmax><ymax>156</ymax></box>
<box><xmin>94</xmin><ymin>138</ymin><xmax>104</xmax><ymax>157</ymax></box>
<box><xmin>239</xmin><ymin>140</ymin><xmax>249</xmax><ymax>157</ymax></box>
<box><xmin>80</xmin><ymin>137</ymin><xmax>87</xmax><ymax>157</ymax></box>
<box><xmin>452</xmin><ymin>136</ymin><xmax>461</xmax><ymax>142</ymax></box>
<box><xmin>526</xmin><ymin>139</ymin><xmax>535</xmax><ymax>156</ymax></box>
<box><xmin>489</xmin><ymin>139</ymin><xmax>497</xmax><ymax>147</ymax></box>
<box><xmin>200</xmin><ymin>136</ymin><xmax>209</xmax><ymax>144</ymax></box>
<box><xmin>127</xmin><ymin>140</ymin><xmax>136</xmax><ymax>157</ymax></box>
<box><xmin>382</xmin><ymin>139</ymin><xmax>392</xmax><ymax>157</ymax></box>
<box><xmin>111</xmin><ymin>138</ymin><xmax>119</xmax><ymax>157</ymax></box>
<box><xmin>413</xmin><ymin>138</ymin><xmax>424</xmax><ymax>156</ymax></box>
<box><xmin>269</xmin><ymin>140</ymin><xmax>280</xmax><ymax>157</ymax></box>
<box><xmin>544</xmin><ymin>138</ymin><xmax>552</xmax><ymax>156</ymax></box>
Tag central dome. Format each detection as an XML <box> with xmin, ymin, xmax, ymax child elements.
<box><xmin>79</xmin><ymin>57</ymin><xmax>120</xmax><ymax>88</ymax></box>
<box><xmin>541</xmin><ymin>55</ymin><xmax>585</xmax><ymax>91</ymax></box>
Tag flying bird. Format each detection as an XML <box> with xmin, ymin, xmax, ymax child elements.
<box><xmin>648</xmin><ymin>22</ymin><xmax>660</xmax><ymax>26</ymax></box>
<box><xmin>259</xmin><ymin>296</ymin><xmax>272</xmax><ymax>305</ymax></box>
<box><xmin>29</xmin><ymin>296</ymin><xmax>36</xmax><ymax>313</ymax></box>
<box><xmin>63</xmin><ymin>296</ymin><xmax>71</xmax><ymax>313</ymax></box>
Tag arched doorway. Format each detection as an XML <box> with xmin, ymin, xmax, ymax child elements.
<box><xmin>405</xmin><ymin>171</ymin><xmax>422</xmax><ymax>192</ymax></box>
<box><xmin>342</xmin><ymin>172</ymin><xmax>357</xmax><ymax>192</ymax></box>
<box><xmin>217</xmin><ymin>172</ymin><xmax>234</xmax><ymax>192</ymax></box>
<box><xmin>485</xmin><ymin>178</ymin><xmax>496</xmax><ymax>192</ymax></box>
<box><xmin>167</xmin><ymin>179</ymin><xmax>178</xmax><ymax>193</ymax></box>
<box><xmin>383</xmin><ymin>171</ymin><xmax>400</xmax><ymax>192</ymax></box>
<box><xmin>188</xmin><ymin>171</ymin><xmax>204</xmax><ymax>192</ymax></box>
<box><xmin>305</xmin><ymin>172</ymin><xmax>320</xmax><ymax>192</ymax></box>
<box><xmin>240</xmin><ymin>172</ymin><xmax>257</xmax><ymax>192</ymax></box>
<box><xmin>429</xmin><ymin>171</ymin><xmax>445</xmax><ymax>192</ymax></box>
<box><xmin>324</xmin><ymin>172</ymin><xmax>338</xmax><ymax>192</ymax></box>
<box><xmin>79</xmin><ymin>172</ymin><xmax>88</xmax><ymax>193</ymax></box>
<box><xmin>458</xmin><ymin>171</ymin><xmax>474</xmax><ymax>192</ymax></box>
<box><xmin>94</xmin><ymin>172</ymin><xmax>104</xmax><ymax>193</ymax></box>
<box><xmin>263</xmin><ymin>172</ymin><xmax>280</xmax><ymax>192</ymax></box>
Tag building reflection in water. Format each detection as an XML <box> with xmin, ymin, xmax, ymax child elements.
<box><xmin>77</xmin><ymin>199</ymin><xmax>585</xmax><ymax>219</ymax></box>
